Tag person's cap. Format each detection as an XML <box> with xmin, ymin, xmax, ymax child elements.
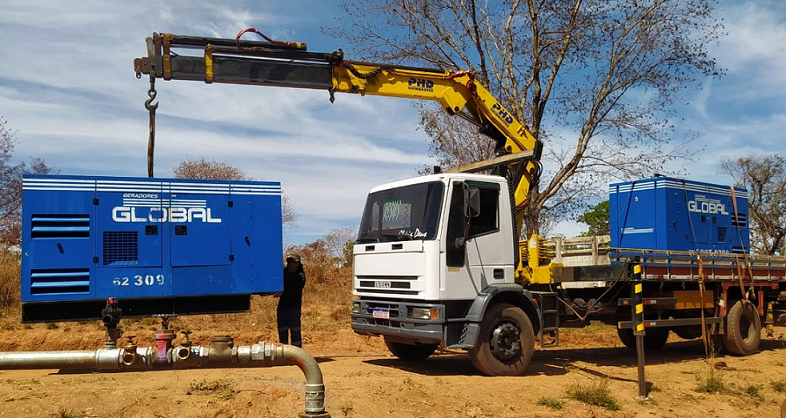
<box><xmin>288</xmin><ymin>254</ymin><xmax>301</xmax><ymax>263</ymax></box>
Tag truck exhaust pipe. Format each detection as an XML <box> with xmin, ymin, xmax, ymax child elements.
<box><xmin>0</xmin><ymin>338</ymin><xmax>329</xmax><ymax>418</ymax></box>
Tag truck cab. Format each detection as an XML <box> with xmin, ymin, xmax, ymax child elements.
<box><xmin>353</xmin><ymin>173</ymin><xmax>515</xmax><ymax>301</ymax></box>
<box><xmin>351</xmin><ymin>173</ymin><xmax>540</xmax><ymax>376</ymax></box>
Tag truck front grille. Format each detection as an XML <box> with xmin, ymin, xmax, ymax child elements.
<box><xmin>356</xmin><ymin>276</ymin><xmax>419</xmax><ymax>296</ymax></box>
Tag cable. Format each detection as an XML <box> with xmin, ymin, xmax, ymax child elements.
<box><xmin>553</xmin><ymin>260</ymin><xmax>629</xmax><ymax>323</ymax></box>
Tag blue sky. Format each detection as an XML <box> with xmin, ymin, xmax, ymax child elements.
<box><xmin>1</xmin><ymin>0</ymin><xmax>785</xmax><ymax>243</ymax></box>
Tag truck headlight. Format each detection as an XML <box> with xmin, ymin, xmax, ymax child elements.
<box><xmin>409</xmin><ymin>307</ymin><xmax>439</xmax><ymax>320</ymax></box>
<box><xmin>351</xmin><ymin>302</ymin><xmax>361</xmax><ymax>314</ymax></box>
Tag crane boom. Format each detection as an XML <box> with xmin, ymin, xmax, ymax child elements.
<box><xmin>134</xmin><ymin>32</ymin><xmax>541</xmax><ymax>205</ymax></box>
<box><xmin>134</xmin><ymin>31</ymin><xmax>548</xmax><ymax>279</ymax></box>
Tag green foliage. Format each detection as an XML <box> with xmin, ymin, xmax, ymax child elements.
<box><xmin>566</xmin><ymin>379</ymin><xmax>620</xmax><ymax>411</ymax></box>
<box><xmin>743</xmin><ymin>384</ymin><xmax>763</xmax><ymax>399</ymax></box>
<box><xmin>577</xmin><ymin>200</ymin><xmax>610</xmax><ymax>237</ymax></box>
<box><xmin>720</xmin><ymin>153</ymin><xmax>786</xmax><ymax>255</ymax></box>
<box><xmin>694</xmin><ymin>365</ymin><xmax>726</xmax><ymax>393</ymax></box>
<box><xmin>536</xmin><ymin>396</ymin><xmax>563</xmax><ymax>410</ymax></box>
<box><xmin>771</xmin><ymin>380</ymin><xmax>786</xmax><ymax>393</ymax></box>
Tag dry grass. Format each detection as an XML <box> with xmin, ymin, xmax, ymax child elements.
<box><xmin>566</xmin><ymin>378</ymin><xmax>620</xmax><ymax>411</ymax></box>
<box><xmin>0</xmin><ymin>252</ymin><xmax>21</xmax><ymax>309</ymax></box>
<box><xmin>0</xmin><ymin>245</ymin><xmax>354</xmax><ymax>350</ymax></box>
<box><xmin>695</xmin><ymin>352</ymin><xmax>727</xmax><ymax>394</ymax></box>
<box><xmin>536</xmin><ymin>396</ymin><xmax>564</xmax><ymax>410</ymax></box>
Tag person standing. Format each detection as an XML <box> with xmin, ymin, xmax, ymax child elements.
<box><xmin>277</xmin><ymin>254</ymin><xmax>306</xmax><ymax>347</ymax></box>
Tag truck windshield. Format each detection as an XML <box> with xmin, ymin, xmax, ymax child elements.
<box><xmin>357</xmin><ymin>182</ymin><xmax>444</xmax><ymax>243</ymax></box>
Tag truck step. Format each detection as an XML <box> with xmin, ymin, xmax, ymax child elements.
<box><xmin>535</xmin><ymin>291</ymin><xmax>561</xmax><ymax>348</ymax></box>
<box><xmin>539</xmin><ymin>329</ymin><xmax>559</xmax><ymax>347</ymax></box>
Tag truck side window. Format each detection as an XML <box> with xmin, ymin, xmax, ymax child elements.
<box><xmin>468</xmin><ymin>186</ymin><xmax>499</xmax><ymax>237</ymax></box>
<box><xmin>445</xmin><ymin>182</ymin><xmax>466</xmax><ymax>267</ymax></box>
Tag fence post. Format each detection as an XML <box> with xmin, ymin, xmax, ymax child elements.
<box><xmin>630</xmin><ymin>259</ymin><xmax>648</xmax><ymax>400</ymax></box>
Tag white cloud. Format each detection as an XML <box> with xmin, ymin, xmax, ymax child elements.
<box><xmin>4</xmin><ymin>0</ymin><xmax>782</xmax><ymax>244</ymax></box>
<box><xmin>0</xmin><ymin>0</ymin><xmax>433</xmax><ymax>245</ymax></box>
<box><xmin>713</xmin><ymin>2</ymin><xmax>786</xmax><ymax>75</ymax></box>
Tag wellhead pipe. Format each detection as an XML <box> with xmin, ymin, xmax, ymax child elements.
<box><xmin>0</xmin><ymin>339</ymin><xmax>329</xmax><ymax>418</ymax></box>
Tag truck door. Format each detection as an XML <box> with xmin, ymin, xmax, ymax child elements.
<box><xmin>443</xmin><ymin>181</ymin><xmax>507</xmax><ymax>300</ymax></box>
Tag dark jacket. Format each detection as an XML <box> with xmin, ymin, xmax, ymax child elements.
<box><xmin>278</xmin><ymin>268</ymin><xmax>306</xmax><ymax>309</ymax></box>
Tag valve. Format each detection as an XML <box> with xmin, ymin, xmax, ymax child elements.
<box><xmin>122</xmin><ymin>335</ymin><xmax>137</xmax><ymax>366</ymax></box>
<box><xmin>101</xmin><ymin>298</ymin><xmax>123</xmax><ymax>349</ymax></box>
<box><xmin>180</xmin><ymin>330</ymin><xmax>192</xmax><ymax>347</ymax></box>
<box><xmin>101</xmin><ymin>297</ymin><xmax>122</xmax><ymax>328</ymax></box>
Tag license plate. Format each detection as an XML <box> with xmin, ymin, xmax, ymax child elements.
<box><xmin>372</xmin><ymin>308</ymin><xmax>390</xmax><ymax>319</ymax></box>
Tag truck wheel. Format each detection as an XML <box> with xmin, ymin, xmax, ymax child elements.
<box><xmin>468</xmin><ymin>303</ymin><xmax>534</xmax><ymax>376</ymax></box>
<box><xmin>384</xmin><ymin>339</ymin><xmax>438</xmax><ymax>361</ymax></box>
<box><xmin>617</xmin><ymin>327</ymin><xmax>669</xmax><ymax>350</ymax></box>
<box><xmin>723</xmin><ymin>299</ymin><xmax>761</xmax><ymax>356</ymax></box>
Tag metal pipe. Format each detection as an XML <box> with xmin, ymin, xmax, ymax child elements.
<box><xmin>0</xmin><ymin>340</ymin><xmax>329</xmax><ymax>418</ymax></box>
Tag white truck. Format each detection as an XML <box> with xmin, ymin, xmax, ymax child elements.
<box><xmin>135</xmin><ymin>31</ymin><xmax>786</xmax><ymax>377</ymax></box>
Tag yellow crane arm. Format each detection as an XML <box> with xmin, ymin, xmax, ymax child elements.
<box><xmin>133</xmin><ymin>31</ymin><xmax>543</xmax><ymax>254</ymax></box>
<box><xmin>134</xmin><ymin>32</ymin><xmax>542</xmax><ymax>206</ymax></box>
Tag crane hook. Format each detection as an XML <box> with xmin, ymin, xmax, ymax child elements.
<box><xmin>145</xmin><ymin>74</ymin><xmax>159</xmax><ymax>178</ymax></box>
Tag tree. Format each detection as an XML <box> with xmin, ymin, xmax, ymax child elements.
<box><xmin>577</xmin><ymin>200</ymin><xmax>609</xmax><ymax>237</ymax></box>
<box><xmin>323</xmin><ymin>227</ymin><xmax>357</xmax><ymax>267</ymax></box>
<box><xmin>0</xmin><ymin>117</ymin><xmax>56</xmax><ymax>250</ymax></box>
<box><xmin>720</xmin><ymin>154</ymin><xmax>786</xmax><ymax>255</ymax></box>
<box><xmin>173</xmin><ymin>158</ymin><xmax>297</xmax><ymax>226</ymax></box>
<box><xmin>331</xmin><ymin>0</ymin><xmax>723</xmax><ymax>235</ymax></box>
<box><xmin>173</xmin><ymin>158</ymin><xmax>250</xmax><ymax>181</ymax></box>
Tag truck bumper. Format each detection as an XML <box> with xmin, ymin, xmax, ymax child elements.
<box><xmin>350</xmin><ymin>299</ymin><xmax>444</xmax><ymax>345</ymax></box>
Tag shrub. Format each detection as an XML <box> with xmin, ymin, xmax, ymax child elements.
<box><xmin>771</xmin><ymin>380</ymin><xmax>786</xmax><ymax>393</ymax></box>
<box><xmin>694</xmin><ymin>366</ymin><xmax>725</xmax><ymax>393</ymax></box>
<box><xmin>566</xmin><ymin>379</ymin><xmax>620</xmax><ymax>411</ymax></box>
<box><xmin>536</xmin><ymin>396</ymin><xmax>563</xmax><ymax>410</ymax></box>
<box><xmin>0</xmin><ymin>252</ymin><xmax>20</xmax><ymax>309</ymax></box>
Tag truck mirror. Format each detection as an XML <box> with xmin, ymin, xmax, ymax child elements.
<box><xmin>464</xmin><ymin>186</ymin><xmax>481</xmax><ymax>218</ymax></box>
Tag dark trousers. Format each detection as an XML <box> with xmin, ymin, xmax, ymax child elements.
<box><xmin>277</xmin><ymin>307</ymin><xmax>302</xmax><ymax>347</ymax></box>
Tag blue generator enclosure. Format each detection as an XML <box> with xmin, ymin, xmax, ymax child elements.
<box><xmin>609</xmin><ymin>177</ymin><xmax>749</xmax><ymax>253</ymax></box>
<box><xmin>21</xmin><ymin>175</ymin><xmax>283</xmax><ymax>322</ymax></box>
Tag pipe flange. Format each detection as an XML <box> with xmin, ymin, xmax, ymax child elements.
<box><xmin>299</xmin><ymin>412</ymin><xmax>331</xmax><ymax>418</ymax></box>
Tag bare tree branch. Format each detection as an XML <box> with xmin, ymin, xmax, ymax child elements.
<box><xmin>173</xmin><ymin>158</ymin><xmax>297</xmax><ymax>226</ymax></box>
<box><xmin>327</xmin><ymin>0</ymin><xmax>724</xmax><ymax>235</ymax></box>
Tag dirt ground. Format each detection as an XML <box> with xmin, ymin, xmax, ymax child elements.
<box><xmin>0</xmin><ymin>322</ymin><xmax>785</xmax><ymax>418</ymax></box>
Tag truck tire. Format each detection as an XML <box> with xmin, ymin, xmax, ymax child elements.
<box><xmin>723</xmin><ymin>299</ymin><xmax>761</xmax><ymax>356</ymax></box>
<box><xmin>468</xmin><ymin>303</ymin><xmax>534</xmax><ymax>376</ymax></box>
<box><xmin>384</xmin><ymin>339</ymin><xmax>438</xmax><ymax>361</ymax></box>
<box><xmin>617</xmin><ymin>327</ymin><xmax>669</xmax><ymax>350</ymax></box>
